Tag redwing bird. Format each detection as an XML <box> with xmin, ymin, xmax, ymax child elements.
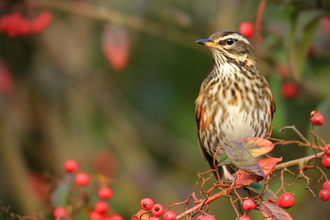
<box><xmin>195</xmin><ymin>30</ymin><xmax>275</xmax><ymax>180</ymax></box>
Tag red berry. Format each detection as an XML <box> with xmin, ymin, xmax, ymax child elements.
<box><xmin>311</xmin><ymin>114</ymin><xmax>324</xmax><ymax>126</ymax></box>
<box><xmin>94</xmin><ymin>201</ymin><xmax>109</xmax><ymax>214</ymax></box>
<box><xmin>203</xmin><ymin>216</ymin><xmax>216</xmax><ymax>220</ymax></box>
<box><xmin>99</xmin><ymin>187</ymin><xmax>113</xmax><ymax>199</ymax></box>
<box><xmin>323</xmin><ymin>180</ymin><xmax>330</xmax><ymax>190</ymax></box>
<box><xmin>140</xmin><ymin>198</ymin><xmax>154</xmax><ymax>210</ymax></box>
<box><xmin>164</xmin><ymin>211</ymin><xmax>176</xmax><ymax>220</ymax></box>
<box><xmin>75</xmin><ymin>173</ymin><xmax>90</xmax><ymax>186</ymax></box>
<box><xmin>281</xmin><ymin>82</ymin><xmax>297</xmax><ymax>99</ymax></box>
<box><xmin>322</xmin><ymin>157</ymin><xmax>330</xmax><ymax>168</ymax></box>
<box><xmin>239</xmin><ymin>22</ymin><xmax>254</xmax><ymax>38</ymax></box>
<box><xmin>243</xmin><ymin>199</ymin><xmax>255</xmax><ymax>211</ymax></box>
<box><xmin>278</xmin><ymin>193</ymin><xmax>295</xmax><ymax>208</ymax></box>
<box><xmin>18</xmin><ymin>19</ymin><xmax>32</xmax><ymax>36</ymax></box>
<box><xmin>239</xmin><ymin>216</ymin><xmax>250</xmax><ymax>220</ymax></box>
<box><xmin>53</xmin><ymin>207</ymin><xmax>67</xmax><ymax>218</ymax></box>
<box><xmin>196</xmin><ymin>216</ymin><xmax>206</xmax><ymax>220</ymax></box>
<box><xmin>64</xmin><ymin>160</ymin><xmax>78</xmax><ymax>173</ymax></box>
<box><xmin>90</xmin><ymin>211</ymin><xmax>105</xmax><ymax>220</ymax></box>
<box><xmin>150</xmin><ymin>217</ymin><xmax>161</xmax><ymax>220</ymax></box>
<box><xmin>6</xmin><ymin>13</ymin><xmax>24</xmax><ymax>38</ymax></box>
<box><xmin>151</xmin><ymin>204</ymin><xmax>164</xmax><ymax>217</ymax></box>
<box><xmin>325</xmin><ymin>144</ymin><xmax>330</xmax><ymax>156</ymax></box>
<box><xmin>110</xmin><ymin>215</ymin><xmax>124</xmax><ymax>220</ymax></box>
<box><xmin>0</xmin><ymin>14</ymin><xmax>10</xmax><ymax>33</ymax></box>
<box><xmin>32</xmin><ymin>12</ymin><xmax>52</xmax><ymax>34</ymax></box>
<box><xmin>319</xmin><ymin>189</ymin><xmax>330</xmax><ymax>201</ymax></box>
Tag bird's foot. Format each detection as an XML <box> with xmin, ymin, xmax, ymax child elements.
<box><xmin>223</xmin><ymin>167</ymin><xmax>235</xmax><ymax>181</ymax></box>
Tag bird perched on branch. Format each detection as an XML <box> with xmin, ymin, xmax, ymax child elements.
<box><xmin>195</xmin><ymin>30</ymin><xmax>275</xmax><ymax>180</ymax></box>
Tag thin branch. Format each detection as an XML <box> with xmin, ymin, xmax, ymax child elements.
<box><xmin>30</xmin><ymin>0</ymin><xmax>206</xmax><ymax>53</ymax></box>
<box><xmin>256</xmin><ymin>0</ymin><xmax>266</xmax><ymax>42</ymax></box>
<box><xmin>274</xmin><ymin>152</ymin><xmax>324</xmax><ymax>171</ymax></box>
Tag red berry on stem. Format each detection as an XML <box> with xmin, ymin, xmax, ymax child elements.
<box><xmin>196</xmin><ymin>216</ymin><xmax>206</xmax><ymax>220</ymax></box>
<box><xmin>325</xmin><ymin>144</ymin><xmax>330</xmax><ymax>156</ymax></box>
<box><xmin>53</xmin><ymin>207</ymin><xmax>67</xmax><ymax>218</ymax></box>
<box><xmin>150</xmin><ymin>217</ymin><xmax>161</xmax><ymax>220</ymax></box>
<box><xmin>281</xmin><ymin>82</ymin><xmax>297</xmax><ymax>99</ymax></box>
<box><xmin>140</xmin><ymin>198</ymin><xmax>154</xmax><ymax>210</ymax></box>
<box><xmin>164</xmin><ymin>211</ymin><xmax>177</xmax><ymax>220</ymax></box>
<box><xmin>319</xmin><ymin>189</ymin><xmax>330</xmax><ymax>201</ymax></box>
<box><xmin>94</xmin><ymin>201</ymin><xmax>109</xmax><ymax>214</ymax></box>
<box><xmin>99</xmin><ymin>187</ymin><xmax>113</xmax><ymax>199</ymax></box>
<box><xmin>203</xmin><ymin>216</ymin><xmax>216</xmax><ymax>220</ymax></box>
<box><xmin>278</xmin><ymin>193</ymin><xmax>295</xmax><ymax>208</ymax></box>
<box><xmin>239</xmin><ymin>216</ymin><xmax>250</xmax><ymax>220</ymax></box>
<box><xmin>64</xmin><ymin>160</ymin><xmax>78</xmax><ymax>173</ymax></box>
<box><xmin>6</xmin><ymin>13</ymin><xmax>24</xmax><ymax>38</ymax></box>
<box><xmin>75</xmin><ymin>173</ymin><xmax>90</xmax><ymax>186</ymax></box>
<box><xmin>151</xmin><ymin>204</ymin><xmax>164</xmax><ymax>217</ymax></box>
<box><xmin>110</xmin><ymin>215</ymin><xmax>124</xmax><ymax>220</ymax></box>
<box><xmin>18</xmin><ymin>19</ymin><xmax>32</xmax><ymax>36</ymax></box>
<box><xmin>323</xmin><ymin>180</ymin><xmax>330</xmax><ymax>190</ymax></box>
<box><xmin>322</xmin><ymin>157</ymin><xmax>330</xmax><ymax>168</ymax></box>
<box><xmin>243</xmin><ymin>199</ymin><xmax>255</xmax><ymax>211</ymax></box>
<box><xmin>239</xmin><ymin>22</ymin><xmax>254</xmax><ymax>38</ymax></box>
<box><xmin>32</xmin><ymin>12</ymin><xmax>52</xmax><ymax>34</ymax></box>
<box><xmin>90</xmin><ymin>211</ymin><xmax>105</xmax><ymax>220</ymax></box>
<box><xmin>311</xmin><ymin>114</ymin><xmax>324</xmax><ymax>126</ymax></box>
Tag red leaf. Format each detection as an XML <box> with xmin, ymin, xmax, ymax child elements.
<box><xmin>261</xmin><ymin>201</ymin><xmax>293</xmax><ymax>220</ymax></box>
<box><xmin>234</xmin><ymin>157</ymin><xmax>282</xmax><ymax>187</ymax></box>
<box><xmin>102</xmin><ymin>26</ymin><xmax>130</xmax><ymax>71</ymax></box>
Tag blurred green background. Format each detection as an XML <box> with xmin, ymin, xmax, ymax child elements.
<box><xmin>1</xmin><ymin>0</ymin><xmax>330</xmax><ymax>219</ymax></box>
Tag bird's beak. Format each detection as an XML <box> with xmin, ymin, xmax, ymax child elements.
<box><xmin>196</xmin><ymin>39</ymin><xmax>217</xmax><ymax>48</ymax></box>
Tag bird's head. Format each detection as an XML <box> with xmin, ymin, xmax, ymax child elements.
<box><xmin>196</xmin><ymin>30</ymin><xmax>257</xmax><ymax>68</ymax></box>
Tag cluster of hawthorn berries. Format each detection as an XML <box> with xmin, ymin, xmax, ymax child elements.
<box><xmin>53</xmin><ymin>160</ymin><xmax>122</xmax><ymax>220</ymax></box>
<box><xmin>0</xmin><ymin>12</ymin><xmax>52</xmax><ymax>38</ymax></box>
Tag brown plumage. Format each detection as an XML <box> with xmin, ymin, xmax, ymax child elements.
<box><xmin>195</xmin><ymin>30</ymin><xmax>276</xmax><ymax>180</ymax></box>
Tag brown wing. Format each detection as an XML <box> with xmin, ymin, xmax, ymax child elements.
<box><xmin>195</xmin><ymin>94</ymin><xmax>223</xmax><ymax>177</ymax></box>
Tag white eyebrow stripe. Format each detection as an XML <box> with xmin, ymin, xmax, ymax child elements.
<box><xmin>219</xmin><ymin>33</ymin><xmax>250</xmax><ymax>45</ymax></box>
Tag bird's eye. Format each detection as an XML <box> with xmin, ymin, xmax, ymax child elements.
<box><xmin>226</xmin><ymin>38</ymin><xmax>234</xmax><ymax>45</ymax></box>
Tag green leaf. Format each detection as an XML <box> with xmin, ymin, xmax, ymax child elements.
<box><xmin>218</xmin><ymin>137</ymin><xmax>274</xmax><ymax>166</ymax></box>
<box><xmin>261</xmin><ymin>201</ymin><xmax>293</xmax><ymax>220</ymax></box>
<box><xmin>51</xmin><ymin>175</ymin><xmax>72</xmax><ymax>207</ymax></box>
<box><xmin>218</xmin><ymin>151</ymin><xmax>229</xmax><ymax>164</ymax></box>
<box><xmin>223</xmin><ymin>141</ymin><xmax>265</xmax><ymax>178</ymax></box>
<box><xmin>246</xmin><ymin>183</ymin><xmax>278</xmax><ymax>203</ymax></box>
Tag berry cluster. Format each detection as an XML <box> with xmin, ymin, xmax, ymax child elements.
<box><xmin>0</xmin><ymin>12</ymin><xmax>52</xmax><ymax>38</ymax></box>
<box><xmin>53</xmin><ymin>160</ymin><xmax>120</xmax><ymax>220</ymax></box>
<box><xmin>140</xmin><ymin>198</ymin><xmax>179</xmax><ymax>220</ymax></box>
